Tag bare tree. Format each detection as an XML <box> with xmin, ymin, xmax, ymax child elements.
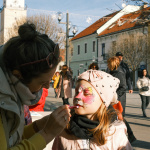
<box><xmin>108</xmin><ymin>32</ymin><xmax>150</xmax><ymax>88</ymax></box>
<box><xmin>27</xmin><ymin>14</ymin><xmax>65</xmax><ymax>49</ymax></box>
<box><xmin>6</xmin><ymin>14</ymin><xmax>65</xmax><ymax>49</ymax></box>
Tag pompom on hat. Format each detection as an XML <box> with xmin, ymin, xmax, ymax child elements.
<box><xmin>77</xmin><ymin>70</ymin><xmax>120</xmax><ymax>107</ymax></box>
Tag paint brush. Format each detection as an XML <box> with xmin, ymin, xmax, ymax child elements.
<box><xmin>69</xmin><ymin>106</ymin><xmax>79</xmax><ymax>109</ymax></box>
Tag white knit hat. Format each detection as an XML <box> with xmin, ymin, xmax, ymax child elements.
<box><xmin>77</xmin><ymin>70</ymin><xmax>120</xmax><ymax>107</ymax></box>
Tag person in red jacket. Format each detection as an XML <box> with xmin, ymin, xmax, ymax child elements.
<box><xmin>29</xmin><ymin>88</ymin><xmax>48</xmax><ymax>111</ymax></box>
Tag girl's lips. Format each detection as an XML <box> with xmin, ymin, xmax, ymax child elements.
<box><xmin>69</xmin><ymin>106</ymin><xmax>80</xmax><ymax>109</ymax></box>
<box><xmin>76</xmin><ymin>104</ymin><xmax>82</xmax><ymax>107</ymax></box>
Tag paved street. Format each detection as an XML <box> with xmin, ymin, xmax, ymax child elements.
<box><xmin>44</xmin><ymin>88</ymin><xmax>150</xmax><ymax>150</ymax></box>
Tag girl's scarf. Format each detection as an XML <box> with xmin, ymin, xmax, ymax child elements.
<box><xmin>70</xmin><ymin>114</ymin><xmax>99</xmax><ymax>139</ymax></box>
<box><xmin>70</xmin><ymin>106</ymin><xmax>117</xmax><ymax>139</ymax></box>
<box><xmin>8</xmin><ymin>71</ymin><xmax>41</xmax><ymax>106</ymax></box>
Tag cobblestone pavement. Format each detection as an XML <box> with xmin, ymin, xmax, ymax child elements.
<box><xmin>44</xmin><ymin>88</ymin><xmax>150</xmax><ymax>150</ymax></box>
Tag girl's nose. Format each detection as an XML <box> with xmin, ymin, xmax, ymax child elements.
<box><xmin>75</xmin><ymin>92</ymin><xmax>83</xmax><ymax>99</ymax></box>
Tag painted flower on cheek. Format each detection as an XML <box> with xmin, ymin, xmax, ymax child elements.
<box><xmin>74</xmin><ymin>86</ymin><xmax>95</xmax><ymax>105</ymax></box>
<box><xmin>83</xmin><ymin>87</ymin><xmax>95</xmax><ymax>104</ymax></box>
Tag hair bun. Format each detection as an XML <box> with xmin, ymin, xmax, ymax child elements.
<box><xmin>18</xmin><ymin>22</ymin><xmax>37</xmax><ymax>41</ymax></box>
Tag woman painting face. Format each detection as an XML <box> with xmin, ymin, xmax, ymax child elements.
<box><xmin>26</xmin><ymin>66</ymin><xmax>57</xmax><ymax>93</ymax></box>
<box><xmin>73</xmin><ymin>80</ymin><xmax>102</xmax><ymax>119</ymax></box>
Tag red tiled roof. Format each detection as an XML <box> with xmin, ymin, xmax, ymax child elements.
<box><xmin>71</xmin><ymin>11</ymin><xmax>118</xmax><ymax>41</ymax></box>
<box><xmin>72</xmin><ymin>7</ymin><xmax>150</xmax><ymax>41</ymax></box>
<box><xmin>99</xmin><ymin>7</ymin><xmax>150</xmax><ymax>36</ymax></box>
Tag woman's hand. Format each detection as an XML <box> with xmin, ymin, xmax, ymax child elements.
<box><xmin>38</xmin><ymin>105</ymin><xmax>71</xmax><ymax>144</ymax></box>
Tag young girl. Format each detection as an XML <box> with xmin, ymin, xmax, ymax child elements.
<box><xmin>52</xmin><ymin>70</ymin><xmax>132</xmax><ymax>150</ymax></box>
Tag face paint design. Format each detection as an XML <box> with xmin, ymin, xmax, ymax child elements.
<box><xmin>74</xmin><ymin>85</ymin><xmax>95</xmax><ymax>106</ymax></box>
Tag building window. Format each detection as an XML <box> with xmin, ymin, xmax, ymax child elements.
<box><xmin>71</xmin><ymin>48</ymin><xmax>73</xmax><ymax>56</ymax></box>
<box><xmin>93</xmin><ymin>41</ymin><xmax>96</xmax><ymax>52</ymax></box>
<box><xmin>78</xmin><ymin>45</ymin><xmax>80</xmax><ymax>55</ymax></box>
<box><xmin>85</xmin><ymin>43</ymin><xmax>87</xmax><ymax>53</ymax></box>
<box><xmin>102</xmin><ymin>43</ymin><xmax>105</xmax><ymax>55</ymax></box>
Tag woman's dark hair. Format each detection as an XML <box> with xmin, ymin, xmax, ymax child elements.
<box><xmin>88</xmin><ymin>62</ymin><xmax>99</xmax><ymax>70</ymax></box>
<box><xmin>3</xmin><ymin>22</ymin><xmax>59</xmax><ymax>84</ymax></box>
<box><xmin>141</xmin><ymin>69</ymin><xmax>149</xmax><ymax>78</ymax></box>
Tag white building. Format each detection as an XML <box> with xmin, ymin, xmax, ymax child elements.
<box><xmin>0</xmin><ymin>0</ymin><xmax>27</xmax><ymax>44</ymax></box>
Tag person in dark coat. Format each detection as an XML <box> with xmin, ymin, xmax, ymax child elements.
<box><xmin>107</xmin><ymin>56</ymin><xmax>136</xmax><ymax>143</ymax></box>
<box><xmin>116</xmin><ymin>52</ymin><xmax>133</xmax><ymax>94</ymax></box>
<box><xmin>107</xmin><ymin>56</ymin><xmax>126</xmax><ymax>115</ymax></box>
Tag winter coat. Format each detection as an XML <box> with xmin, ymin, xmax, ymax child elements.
<box><xmin>52</xmin><ymin>120</ymin><xmax>133</xmax><ymax>150</ymax></box>
<box><xmin>0</xmin><ymin>45</ymin><xmax>47</xmax><ymax>149</ymax></box>
<box><xmin>109</xmin><ymin>67</ymin><xmax>126</xmax><ymax>116</ymax></box>
<box><xmin>120</xmin><ymin>60</ymin><xmax>133</xmax><ymax>90</ymax></box>
<box><xmin>137</xmin><ymin>76</ymin><xmax>150</xmax><ymax>96</ymax></box>
<box><xmin>57</xmin><ymin>71</ymin><xmax>72</xmax><ymax>98</ymax></box>
<box><xmin>29</xmin><ymin>88</ymin><xmax>48</xmax><ymax>111</ymax></box>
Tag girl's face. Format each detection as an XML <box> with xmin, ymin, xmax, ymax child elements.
<box><xmin>73</xmin><ymin>80</ymin><xmax>102</xmax><ymax>119</ymax></box>
<box><xmin>143</xmin><ymin>69</ymin><xmax>147</xmax><ymax>77</ymax></box>
<box><xmin>26</xmin><ymin>66</ymin><xmax>56</xmax><ymax>93</ymax></box>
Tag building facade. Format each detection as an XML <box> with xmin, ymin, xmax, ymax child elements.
<box><xmin>70</xmin><ymin>33</ymin><xmax>98</xmax><ymax>77</ymax></box>
<box><xmin>70</xmin><ymin>5</ymin><xmax>150</xmax><ymax>88</ymax></box>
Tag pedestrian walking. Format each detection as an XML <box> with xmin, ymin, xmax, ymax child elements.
<box><xmin>107</xmin><ymin>56</ymin><xmax>136</xmax><ymax>143</ymax></box>
<box><xmin>52</xmin><ymin>70</ymin><xmax>132</xmax><ymax>150</ymax></box>
<box><xmin>52</xmin><ymin>72</ymin><xmax>60</xmax><ymax>98</ymax></box>
<box><xmin>116</xmin><ymin>52</ymin><xmax>133</xmax><ymax>94</ymax></box>
<box><xmin>137</xmin><ymin>69</ymin><xmax>150</xmax><ymax>117</ymax></box>
<box><xmin>107</xmin><ymin>56</ymin><xmax>126</xmax><ymax>115</ymax></box>
<box><xmin>57</xmin><ymin>65</ymin><xmax>72</xmax><ymax>105</ymax></box>
<box><xmin>0</xmin><ymin>22</ymin><xmax>71</xmax><ymax>149</ymax></box>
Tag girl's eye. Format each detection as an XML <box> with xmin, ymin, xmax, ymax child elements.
<box><xmin>84</xmin><ymin>92</ymin><xmax>91</xmax><ymax>96</ymax></box>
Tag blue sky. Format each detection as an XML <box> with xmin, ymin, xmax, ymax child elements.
<box><xmin>0</xmin><ymin>0</ymin><xmax>142</xmax><ymax>33</ymax></box>
<box><xmin>25</xmin><ymin>0</ymin><xmax>123</xmax><ymax>33</ymax></box>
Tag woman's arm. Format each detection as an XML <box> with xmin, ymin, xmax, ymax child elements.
<box><xmin>2</xmin><ymin>105</ymin><xmax>71</xmax><ymax>150</ymax></box>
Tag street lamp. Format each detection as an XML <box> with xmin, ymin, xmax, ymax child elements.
<box><xmin>57</xmin><ymin>11</ymin><xmax>78</xmax><ymax>66</ymax></box>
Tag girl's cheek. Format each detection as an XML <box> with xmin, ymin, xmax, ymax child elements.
<box><xmin>82</xmin><ymin>95</ymin><xmax>95</xmax><ymax>104</ymax></box>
